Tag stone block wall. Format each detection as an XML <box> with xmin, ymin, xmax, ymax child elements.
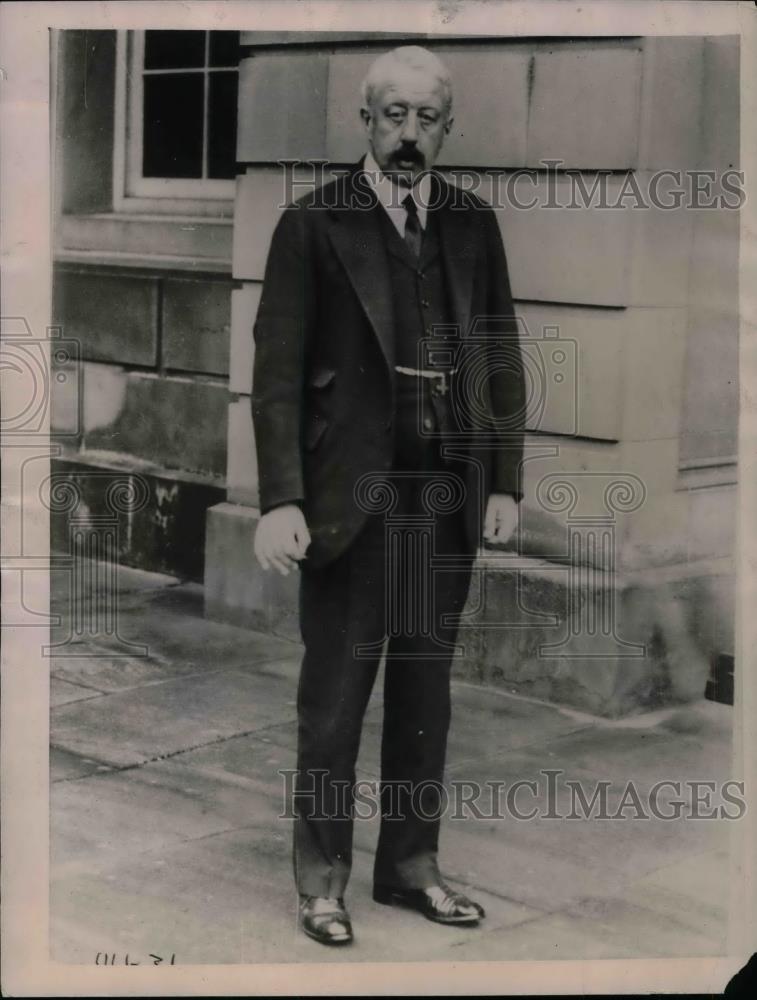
<box><xmin>205</xmin><ymin>32</ymin><xmax>739</xmax><ymax>714</ymax></box>
<box><xmin>51</xmin><ymin>262</ymin><xmax>233</xmax><ymax>579</ymax></box>
<box><xmin>226</xmin><ymin>37</ymin><xmax>739</xmax><ymax>534</ymax></box>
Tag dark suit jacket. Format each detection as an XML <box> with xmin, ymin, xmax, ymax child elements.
<box><xmin>251</xmin><ymin>160</ymin><xmax>526</xmax><ymax>568</ymax></box>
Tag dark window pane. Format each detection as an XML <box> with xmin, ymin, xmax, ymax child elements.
<box><xmin>144</xmin><ymin>30</ymin><xmax>206</xmax><ymax>70</ymax></box>
<box><xmin>209</xmin><ymin>31</ymin><xmax>240</xmax><ymax>67</ymax></box>
<box><xmin>207</xmin><ymin>72</ymin><xmax>238</xmax><ymax>179</ymax></box>
<box><xmin>143</xmin><ymin>74</ymin><xmax>204</xmax><ymax>178</ymax></box>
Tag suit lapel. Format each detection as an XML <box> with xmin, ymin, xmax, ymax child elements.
<box><xmin>325</xmin><ymin>168</ymin><xmax>477</xmax><ymax>379</ymax></box>
<box><xmin>326</xmin><ymin>168</ymin><xmax>395</xmax><ymax>377</ymax></box>
<box><xmin>434</xmin><ymin>174</ymin><xmax>476</xmax><ymax>338</ymax></box>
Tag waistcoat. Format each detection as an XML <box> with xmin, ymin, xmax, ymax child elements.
<box><xmin>377</xmin><ymin>206</ymin><xmax>455</xmax><ymax>471</ymax></box>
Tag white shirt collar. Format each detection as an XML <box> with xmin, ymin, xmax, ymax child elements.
<box><xmin>362</xmin><ymin>149</ymin><xmax>430</xmax><ymax>234</ymax></box>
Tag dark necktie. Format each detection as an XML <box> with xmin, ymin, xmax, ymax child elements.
<box><xmin>402</xmin><ymin>192</ymin><xmax>423</xmax><ymax>259</ymax></box>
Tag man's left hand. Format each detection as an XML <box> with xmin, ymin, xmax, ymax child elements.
<box><xmin>483</xmin><ymin>493</ymin><xmax>518</xmax><ymax>546</ymax></box>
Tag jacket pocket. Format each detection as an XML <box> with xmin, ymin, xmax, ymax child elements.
<box><xmin>308</xmin><ymin>367</ymin><xmax>336</xmax><ymax>389</ymax></box>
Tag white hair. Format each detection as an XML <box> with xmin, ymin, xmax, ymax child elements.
<box><xmin>360</xmin><ymin>46</ymin><xmax>453</xmax><ymax>115</ymax></box>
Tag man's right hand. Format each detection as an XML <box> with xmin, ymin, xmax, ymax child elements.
<box><xmin>254</xmin><ymin>504</ymin><xmax>311</xmax><ymax>576</ymax></box>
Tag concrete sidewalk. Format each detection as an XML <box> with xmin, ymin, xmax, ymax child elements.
<box><xmin>50</xmin><ymin>561</ymin><xmax>734</xmax><ymax>965</ymax></box>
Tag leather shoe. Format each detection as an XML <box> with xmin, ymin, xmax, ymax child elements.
<box><xmin>373</xmin><ymin>882</ymin><xmax>485</xmax><ymax>925</ymax></box>
<box><xmin>299</xmin><ymin>895</ymin><xmax>353</xmax><ymax>945</ymax></box>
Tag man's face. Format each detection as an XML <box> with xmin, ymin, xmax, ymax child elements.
<box><xmin>360</xmin><ymin>63</ymin><xmax>452</xmax><ymax>187</ymax></box>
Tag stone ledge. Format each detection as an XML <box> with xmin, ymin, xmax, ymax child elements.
<box><xmin>204</xmin><ymin>502</ymin><xmax>300</xmax><ymax>640</ymax></box>
<box><xmin>50</xmin><ymin>455</ymin><xmax>225</xmax><ymax>582</ymax></box>
<box><xmin>203</xmin><ymin>502</ymin><xmax>733</xmax><ymax>718</ymax></box>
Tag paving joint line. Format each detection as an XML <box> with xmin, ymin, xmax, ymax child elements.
<box><xmin>49</xmin><ymin>655</ymin><xmax>302</xmax><ymax>700</ymax></box>
<box><xmin>53</xmin><ymin>689</ymin><xmax>109</xmax><ymax>706</ymax></box>
<box><xmin>51</xmin><ymin>718</ymin><xmax>300</xmax><ymax>782</ymax></box>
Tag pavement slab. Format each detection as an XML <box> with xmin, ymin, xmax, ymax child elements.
<box><xmin>448</xmin><ymin>915</ymin><xmax>642</xmax><ymax>961</ymax></box>
<box><xmin>445</xmin><ymin>683</ymin><xmax>597</xmax><ymax>771</ymax></box>
<box><xmin>51</xmin><ymin>649</ymin><xmax>209</xmax><ymax>695</ymax></box>
<box><xmin>51</xmin><ymin>667</ymin><xmax>299</xmax><ymax>768</ymax></box>
<box><xmin>51</xmin><ymin>747</ymin><xmax>115</xmax><ymax>783</ymax></box>
<box><xmin>445</xmin><ymin>909</ymin><xmax>674</xmax><ymax>962</ymax></box>
<box><xmin>527</xmin><ymin>719</ymin><xmax>734</xmax><ymax>789</ymax></box>
<box><xmin>51</xmin><ymin>645</ymin><xmax>301</xmax><ymax>696</ymax></box>
<box><xmin>435</xmin><ymin>753</ymin><xmax>730</xmax><ymax>889</ymax></box>
<box><xmin>51</xmin><ymin>562</ymin><xmax>180</xmax><ymax>603</ymax></box>
<box><xmin>51</xmin><ymin>676</ymin><xmax>105</xmax><ymax>707</ymax></box>
<box><xmin>49</xmin><ymin>559</ymin><xmax>736</xmax><ymax>964</ymax></box>
<box><xmin>50</xmin><ymin>594</ymin><xmax>299</xmax><ymax>677</ymax></box>
<box><xmin>562</xmin><ymin>894</ymin><xmax>726</xmax><ymax>957</ymax></box>
<box><xmin>51</xmin><ymin>824</ymin><xmax>543</xmax><ymax>965</ymax></box>
<box><xmin>52</xmin><ymin>758</ymin><xmax>273</xmax><ymax>876</ymax></box>
<box><xmin>622</xmin><ymin>847</ymin><xmax>730</xmax><ymax>938</ymax></box>
<box><xmin>150</xmin><ymin>730</ymin><xmax>297</xmax><ymax>793</ymax></box>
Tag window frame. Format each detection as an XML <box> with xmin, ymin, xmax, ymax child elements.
<box><xmin>113</xmin><ymin>30</ymin><xmax>237</xmax><ymax>216</ymax></box>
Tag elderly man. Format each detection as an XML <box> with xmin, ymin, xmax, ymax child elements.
<box><xmin>252</xmin><ymin>45</ymin><xmax>525</xmax><ymax>945</ymax></box>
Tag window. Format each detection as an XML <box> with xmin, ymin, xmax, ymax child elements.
<box><xmin>115</xmin><ymin>30</ymin><xmax>240</xmax><ymax>210</ymax></box>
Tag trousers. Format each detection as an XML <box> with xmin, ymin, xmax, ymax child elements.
<box><xmin>293</xmin><ymin>425</ymin><xmax>476</xmax><ymax>898</ymax></box>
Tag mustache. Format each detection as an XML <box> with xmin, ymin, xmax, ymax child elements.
<box><xmin>390</xmin><ymin>146</ymin><xmax>425</xmax><ymax>166</ymax></box>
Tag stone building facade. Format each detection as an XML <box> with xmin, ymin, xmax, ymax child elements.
<box><xmin>53</xmin><ymin>30</ymin><xmax>739</xmax><ymax>716</ymax></box>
